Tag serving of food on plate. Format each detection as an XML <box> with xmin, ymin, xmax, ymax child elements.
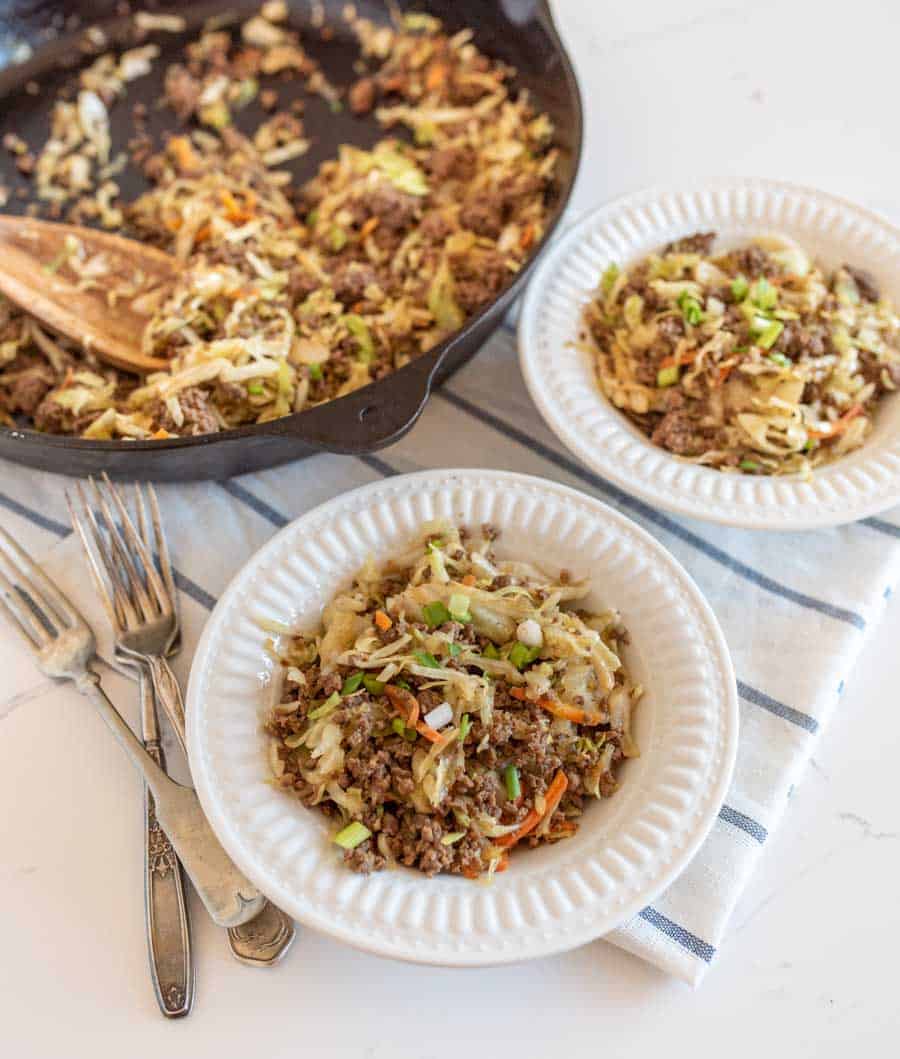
<box><xmin>0</xmin><ymin>3</ymin><xmax>558</xmax><ymax>441</ymax></box>
<box><xmin>584</xmin><ymin>231</ymin><xmax>900</xmax><ymax>477</ymax></box>
<box><xmin>266</xmin><ymin>521</ymin><xmax>641</xmax><ymax>879</ymax></box>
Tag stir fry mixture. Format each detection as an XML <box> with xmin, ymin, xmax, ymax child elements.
<box><xmin>266</xmin><ymin>523</ymin><xmax>641</xmax><ymax>878</ymax></box>
<box><xmin>0</xmin><ymin>5</ymin><xmax>556</xmax><ymax>439</ymax></box>
<box><xmin>585</xmin><ymin>232</ymin><xmax>900</xmax><ymax>475</ymax></box>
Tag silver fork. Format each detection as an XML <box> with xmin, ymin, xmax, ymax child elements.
<box><xmin>0</xmin><ymin>525</ymin><xmax>265</xmax><ymax>931</ymax></box>
<box><xmin>69</xmin><ymin>476</ymin><xmax>296</xmax><ymax>967</ymax></box>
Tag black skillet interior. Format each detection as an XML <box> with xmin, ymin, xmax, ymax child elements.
<box><xmin>0</xmin><ymin>1</ymin><xmax>582</xmax><ymax>479</ymax></box>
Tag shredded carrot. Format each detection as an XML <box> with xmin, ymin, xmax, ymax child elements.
<box><xmin>508</xmin><ymin>687</ymin><xmax>528</xmax><ymax>702</ymax></box>
<box><xmin>462</xmin><ymin>865</ymin><xmax>479</xmax><ymax>880</ymax></box>
<box><xmin>714</xmin><ymin>363</ymin><xmax>734</xmax><ymax>387</ymax></box>
<box><xmin>151</xmin><ymin>428</ymin><xmax>172</xmax><ymax>440</ymax></box>
<box><xmin>494</xmin><ymin>853</ymin><xmax>510</xmax><ymax>873</ymax></box>
<box><xmin>163</xmin><ymin>215</ymin><xmax>183</xmax><ymax>233</ymax></box>
<box><xmin>425</xmin><ymin>61</ymin><xmax>449</xmax><ymax>92</ymax></box>
<box><xmin>495</xmin><ymin>771</ymin><xmax>569</xmax><ymax>850</ymax></box>
<box><xmin>360</xmin><ymin>216</ymin><xmax>380</xmax><ymax>239</ymax></box>
<box><xmin>807</xmin><ymin>403</ymin><xmax>864</xmax><ymax>440</ymax></box>
<box><xmin>659</xmin><ymin>348</ymin><xmax>698</xmax><ymax>371</ymax></box>
<box><xmin>535</xmin><ymin>695</ymin><xmax>603</xmax><ymax>726</ymax></box>
<box><xmin>461</xmin><ymin>573</ymin><xmax>476</xmax><ymax>587</ymax></box>
<box><xmin>193</xmin><ymin>224</ymin><xmax>212</xmax><ymax>245</ymax></box>
<box><xmin>374</xmin><ymin>609</ymin><xmax>392</xmax><ymax>631</ymax></box>
<box><xmin>168</xmin><ymin>135</ymin><xmax>199</xmax><ymax>172</ymax></box>
<box><xmin>385</xmin><ymin>684</ymin><xmax>419</xmax><ymax>727</ymax></box>
<box><xmin>219</xmin><ymin>188</ymin><xmax>255</xmax><ymax>224</ymax></box>
<box><xmin>415</xmin><ymin>720</ymin><xmax>442</xmax><ymax>743</ymax></box>
<box><xmin>519</xmin><ymin>223</ymin><xmax>536</xmax><ymax>250</ymax></box>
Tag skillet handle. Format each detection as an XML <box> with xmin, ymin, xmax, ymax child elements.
<box><xmin>257</xmin><ymin>349</ymin><xmax>440</xmax><ymax>455</ymax></box>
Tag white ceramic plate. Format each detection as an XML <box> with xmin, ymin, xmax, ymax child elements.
<box><xmin>518</xmin><ymin>179</ymin><xmax>900</xmax><ymax>530</ymax></box>
<box><xmin>186</xmin><ymin>470</ymin><xmax>738</xmax><ymax>966</ymax></box>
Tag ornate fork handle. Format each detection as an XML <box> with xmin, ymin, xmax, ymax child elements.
<box><xmin>139</xmin><ymin>668</ymin><xmax>193</xmax><ymax>1018</ymax></box>
<box><xmin>144</xmin><ymin>655</ymin><xmax>186</xmax><ymax>745</ymax></box>
<box><xmin>74</xmin><ymin>669</ymin><xmax>265</xmax><ymax>928</ymax></box>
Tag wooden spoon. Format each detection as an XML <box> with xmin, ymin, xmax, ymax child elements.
<box><xmin>0</xmin><ymin>215</ymin><xmax>179</xmax><ymax>374</ymax></box>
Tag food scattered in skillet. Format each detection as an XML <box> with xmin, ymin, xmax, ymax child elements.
<box><xmin>265</xmin><ymin>523</ymin><xmax>641</xmax><ymax>878</ymax></box>
<box><xmin>583</xmin><ymin>232</ymin><xmax>900</xmax><ymax>476</ymax></box>
<box><xmin>0</xmin><ymin>5</ymin><xmax>557</xmax><ymax>439</ymax></box>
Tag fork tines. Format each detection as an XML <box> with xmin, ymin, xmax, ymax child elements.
<box><xmin>66</xmin><ymin>475</ymin><xmax>175</xmax><ymax>636</ymax></box>
<box><xmin>0</xmin><ymin>522</ymin><xmax>79</xmax><ymax>650</ymax></box>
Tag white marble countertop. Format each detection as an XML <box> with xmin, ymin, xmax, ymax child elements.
<box><xmin>2</xmin><ymin>1</ymin><xmax>900</xmax><ymax>1054</ymax></box>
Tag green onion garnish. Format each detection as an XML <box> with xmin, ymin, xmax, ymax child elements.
<box><xmin>656</xmin><ymin>364</ymin><xmax>680</xmax><ymax>388</ymax></box>
<box><xmin>459</xmin><ymin>713</ymin><xmax>471</xmax><ymax>742</ymax></box>
<box><xmin>447</xmin><ymin>592</ymin><xmax>471</xmax><ymax>622</ymax></box>
<box><xmin>391</xmin><ymin>717</ymin><xmax>407</xmax><ymax>738</ymax></box>
<box><xmin>739</xmin><ymin>459</ymin><xmax>760</xmax><ymax>472</ymax></box>
<box><xmin>423</xmin><ymin>601</ymin><xmax>451</xmax><ymax>628</ymax></box>
<box><xmin>403</xmin><ymin>726</ymin><xmax>418</xmax><ymax>742</ymax></box>
<box><xmin>750</xmin><ymin>276</ymin><xmax>778</xmax><ymax>310</ymax></box>
<box><xmin>441</xmin><ymin>831</ymin><xmax>466</xmax><ymax>846</ymax></box>
<box><xmin>730</xmin><ymin>275</ymin><xmax>749</xmax><ymax>301</ymax></box>
<box><xmin>395</xmin><ymin>678</ymin><xmax>411</xmax><ymax>691</ymax></box>
<box><xmin>306</xmin><ymin>208</ymin><xmax>319</xmax><ymax>228</ymax></box>
<box><xmin>509</xmin><ymin>641</ymin><xmax>540</xmax><ymax>670</ymax></box>
<box><xmin>482</xmin><ymin>643</ymin><xmax>500</xmax><ymax>660</ymax></box>
<box><xmin>363</xmin><ymin>675</ymin><xmax>385</xmax><ymax>695</ymax></box>
<box><xmin>755</xmin><ymin>319</ymin><xmax>784</xmax><ymax>350</ymax></box>
<box><xmin>768</xmin><ymin>352</ymin><xmax>791</xmax><ymax>368</ymax></box>
<box><xmin>503</xmin><ymin>764</ymin><xmax>521</xmax><ymax>800</ymax></box>
<box><xmin>448</xmin><ymin>643</ymin><xmax>462</xmax><ymax>657</ymax></box>
<box><xmin>803</xmin><ymin>440</ymin><xmax>816</xmax><ymax>452</ymax></box>
<box><xmin>677</xmin><ymin>290</ymin><xmax>704</xmax><ymax>326</ymax></box>
<box><xmin>601</xmin><ymin>262</ymin><xmax>620</xmax><ymax>294</ymax></box>
<box><xmin>308</xmin><ymin>691</ymin><xmax>340</xmax><ymax>719</ymax></box>
<box><xmin>342</xmin><ymin>313</ymin><xmax>374</xmax><ymax>362</ymax></box>
<box><xmin>329</xmin><ymin>225</ymin><xmax>347</xmax><ymax>252</ymax></box>
<box><xmin>247</xmin><ymin>382</ymin><xmax>264</xmax><ymax>395</ymax></box>
<box><xmin>414</xmin><ymin>650</ymin><xmax>440</xmax><ymax>669</ymax></box>
<box><xmin>340</xmin><ymin>671</ymin><xmax>364</xmax><ymax>696</ymax></box>
<box><xmin>333</xmin><ymin>821</ymin><xmax>371</xmax><ymax>850</ymax></box>
<box><xmin>308</xmin><ymin>363</ymin><xmax>323</xmax><ymax>382</ymax></box>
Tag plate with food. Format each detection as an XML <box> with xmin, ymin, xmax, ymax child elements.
<box><xmin>186</xmin><ymin>469</ymin><xmax>737</xmax><ymax>965</ymax></box>
<box><xmin>518</xmin><ymin>179</ymin><xmax>900</xmax><ymax>529</ymax></box>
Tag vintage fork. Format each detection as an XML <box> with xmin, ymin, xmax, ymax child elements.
<box><xmin>0</xmin><ymin>525</ymin><xmax>265</xmax><ymax>931</ymax></box>
<box><xmin>68</xmin><ymin>476</ymin><xmax>296</xmax><ymax>967</ymax></box>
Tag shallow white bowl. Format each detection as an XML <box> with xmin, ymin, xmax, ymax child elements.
<box><xmin>186</xmin><ymin>469</ymin><xmax>738</xmax><ymax>966</ymax></box>
<box><xmin>518</xmin><ymin>179</ymin><xmax>900</xmax><ymax>530</ymax></box>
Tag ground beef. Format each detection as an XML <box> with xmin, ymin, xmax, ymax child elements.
<box><xmin>331</xmin><ymin>261</ymin><xmax>376</xmax><ymax>304</ymax></box>
<box><xmin>730</xmin><ymin>244</ymin><xmax>771</xmax><ymax>277</ymax></box>
<box><xmin>164</xmin><ymin>64</ymin><xmax>201</xmax><ymax>122</ymax></box>
<box><xmin>287</xmin><ymin>267</ymin><xmax>320</xmax><ymax>303</ymax></box>
<box><xmin>665</xmin><ymin>231</ymin><xmax>716</xmax><ymax>255</ymax></box>
<box><xmin>459</xmin><ymin>194</ymin><xmax>504</xmax><ymax>238</ymax></box>
<box><xmin>8</xmin><ymin>373</ymin><xmax>51</xmax><ymax>414</ymax></box>
<box><xmin>357</xmin><ymin>185</ymin><xmax>419</xmax><ymax>230</ymax></box>
<box><xmin>425</xmin><ymin>145</ymin><xmax>477</xmax><ymax>183</ymax></box>
<box><xmin>650</xmin><ymin>409</ymin><xmax>711</xmax><ymax>456</ymax></box>
<box><xmin>419</xmin><ymin>209</ymin><xmax>453</xmax><ymax>244</ymax></box>
<box><xmin>348</xmin><ymin>77</ymin><xmax>377</xmax><ymax>114</ymax></box>
<box><xmin>452</xmin><ymin>252</ymin><xmax>509</xmax><ymax>313</ymax></box>
<box><xmin>154</xmin><ymin>386</ymin><xmax>220</xmax><ymax>435</ymax></box>
<box><xmin>846</xmin><ymin>265</ymin><xmax>880</xmax><ymax>303</ymax></box>
<box><xmin>33</xmin><ymin>396</ymin><xmax>68</xmax><ymax>433</ymax></box>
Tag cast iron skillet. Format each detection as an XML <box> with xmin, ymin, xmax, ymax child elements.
<box><xmin>0</xmin><ymin>0</ymin><xmax>582</xmax><ymax>480</ymax></box>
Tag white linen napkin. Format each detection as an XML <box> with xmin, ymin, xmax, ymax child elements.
<box><xmin>10</xmin><ymin>324</ymin><xmax>900</xmax><ymax>986</ymax></box>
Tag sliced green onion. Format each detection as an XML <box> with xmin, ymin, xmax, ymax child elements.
<box><xmin>803</xmin><ymin>439</ymin><xmax>816</xmax><ymax>452</ymax></box>
<box><xmin>731</xmin><ymin>275</ymin><xmax>749</xmax><ymax>301</ymax></box>
<box><xmin>422</xmin><ymin>601</ymin><xmax>451</xmax><ymax>628</ymax></box>
<box><xmin>391</xmin><ymin>717</ymin><xmax>407</xmax><ymax>737</ymax></box>
<box><xmin>395</xmin><ymin>678</ymin><xmax>411</xmax><ymax>691</ymax></box>
<box><xmin>363</xmin><ymin>675</ymin><xmax>385</xmax><ymax>695</ymax></box>
<box><xmin>329</xmin><ymin>224</ymin><xmax>347</xmax><ymax>251</ymax></box>
<box><xmin>459</xmin><ymin>713</ymin><xmax>471</xmax><ymax>742</ymax></box>
<box><xmin>342</xmin><ymin>313</ymin><xmax>374</xmax><ymax>362</ymax></box>
<box><xmin>755</xmin><ymin>319</ymin><xmax>784</xmax><ymax>350</ymax></box>
<box><xmin>508</xmin><ymin>641</ymin><xmax>540</xmax><ymax>670</ymax></box>
<box><xmin>306</xmin><ymin>208</ymin><xmax>319</xmax><ymax>228</ymax></box>
<box><xmin>414</xmin><ymin>650</ymin><xmax>440</xmax><ymax>669</ymax></box>
<box><xmin>247</xmin><ymin>382</ymin><xmax>264</xmax><ymax>395</ymax></box>
<box><xmin>601</xmin><ymin>262</ymin><xmax>620</xmax><ymax>294</ymax></box>
<box><xmin>739</xmin><ymin>459</ymin><xmax>760</xmax><ymax>472</ymax></box>
<box><xmin>308</xmin><ymin>691</ymin><xmax>340</xmax><ymax>719</ymax></box>
<box><xmin>503</xmin><ymin>764</ymin><xmax>521</xmax><ymax>800</ymax></box>
<box><xmin>482</xmin><ymin>643</ymin><xmax>500</xmax><ymax>660</ymax></box>
<box><xmin>340</xmin><ymin>671</ymin><xmax>364</xmax><ymax>696</ymax></box>
<box><xmin>403</xmin><ymin>726</ymin><xmax>418</xmax><ymax>742</ymax></box>
<box><xmin>656</xmin><ymin>364</ymin><xmax>680</xmax><ymax>388</ymax></box>
<box><xmin>308</xmin><ymin>363</ymin><xmax>323</xmax><ymax>382</ymax></box>
<box><xmin>441</xmin><ymin>831</ymin><xmax>466</xmax><ymax>846</ymax></box>
<box><xmin>447</xmin><ymin>592</ymin><xmax>471</xmax><ymax>621</ymax></box>
<box><xmin>448</xmin><ymin>643</ymin><xmax>462</xmax><ymax>657</ymax></box>
<box><xmin>768</xmin><ymin>352</ymin><xmax>792</xmax><ymax>368</ymax></box>
<box><xmin>333</xmin><ymin>821</ymin><xmax>371</xmax><ymax>850</ymax></box>
<box><xmin>677</xmin><ymin>290</ymin><xmax>704</xmax><ymax>325</ymax></box>
<box><xmin>750</xmin><ymin>276</ymin><xmax>778</xmax><ymax>310</ymax></box>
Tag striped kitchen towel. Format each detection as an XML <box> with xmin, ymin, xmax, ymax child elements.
<box><xmin>11</xmin><ymin>322</ymin><xmax>900</xmax><ymax>986</ymax></box>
